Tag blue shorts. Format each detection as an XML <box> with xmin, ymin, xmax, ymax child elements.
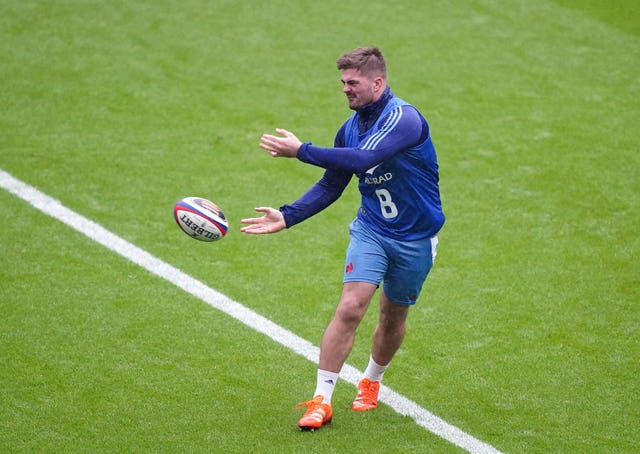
<box><xmin>343</xmin><ymin>219</ymin><xmax>438</xmax><ymax>306</ymax></box>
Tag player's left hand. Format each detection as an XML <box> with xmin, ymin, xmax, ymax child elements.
<box><xmin>259</xmin><ymin>128</ymin><xmax>302</xmax><ymax>158</ymax></box>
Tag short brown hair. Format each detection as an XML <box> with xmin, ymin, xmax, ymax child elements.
<box><xmin>337</xmin><ymin>47</ymin><xmax>387</xmax><ymax>79</ymax></box>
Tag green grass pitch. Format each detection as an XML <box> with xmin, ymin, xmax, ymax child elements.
<box><xmin>1</xmin><ymin>0</ymin><xmax>638</xmax><ymax>452</ymax></box>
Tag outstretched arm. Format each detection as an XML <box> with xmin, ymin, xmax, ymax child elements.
<box><xmin>298</xmin><ymin>105</ymin><xmax>427</xmax><ymax>173</ymax></box>
<box><xmin>241</xmin><ymin>168</ymin><xmax>352</xmax><ymax>234</ymax></box>
<box><xmin>244</xmin><ymin>127</ymin><xmax>352</xmax><ymax>235</ymax></box>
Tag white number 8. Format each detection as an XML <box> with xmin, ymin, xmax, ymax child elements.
<box><xmin>375</xmin><ymin>188</ymin><xmax>398</xmax><ymax>219</ymax></box>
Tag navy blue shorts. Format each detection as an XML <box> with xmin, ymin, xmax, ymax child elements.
<box><xmin>343</xmin><ymin>219</ymin><xmax>439</xmax><ymax>306</ymax></box>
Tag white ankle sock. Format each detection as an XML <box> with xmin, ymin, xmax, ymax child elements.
<box><xmin>363</xmin><ymin>355</ymin><xmax>389</xmax><ymax>382</ymax></box>
<box><xmin>313</xmin><ymin>369</ymin><xmax>339</xmax><ymax>404</ymax></box>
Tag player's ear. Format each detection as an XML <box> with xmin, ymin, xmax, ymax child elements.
<box><xmin>373</xmin><ymin>76</ymin><xmax>384</xmax><ymax>92</ymax></box>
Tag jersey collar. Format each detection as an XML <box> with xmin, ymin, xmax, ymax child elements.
<box><xmin>356</xmin><ymin>87</ymin><xmax>394</xmax><ymax>133</ymax></box>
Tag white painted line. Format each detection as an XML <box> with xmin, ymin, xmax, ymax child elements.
<box><xmin>0</xmin><ymin>169</ymin><xmax>502</xmax><ymax>454</ymax></box>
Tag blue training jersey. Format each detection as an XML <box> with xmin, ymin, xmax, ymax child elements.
<box><xmin>280</xmin><ymin>88</ymin><xmax>444</xmax><ymax>241</ymax></box>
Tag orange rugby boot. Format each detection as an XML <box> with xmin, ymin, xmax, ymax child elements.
<box><xmin>297</xmin><ymin>395</ymin><xmax>333</xmax><ymax>431</ymax></box>
<box><xmin>352</xmin><ymin>378</ymin><xmax>380</xmax><ymax>411</ymax></box>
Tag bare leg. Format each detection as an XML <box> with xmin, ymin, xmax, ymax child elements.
<box><xmin>318</xmin><ymin>282</ymin><xmax>378</xmax><ymax>373</ymax></box>
<box><xmin>371</xmin><ymin>289</ymin><xmax>410</xmax><ymax>366</ymax></box>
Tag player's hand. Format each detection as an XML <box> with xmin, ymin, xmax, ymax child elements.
<box><xmin>240</xmin><ymin>207</ymin><xmax>286</xmax><ymax>234</ymax></box>
<box><xmin>259</xmin><ymin>128</ymin><xmax>302</xmax><ymax>158</ymax></box>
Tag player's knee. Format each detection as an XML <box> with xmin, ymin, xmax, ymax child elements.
<box><xmin>378</xmin><ymin>304</ymin><xmax>409</xmax><ymax>332</ymax></box>
<box><xmin>335</xmin><ymin>296</ymin><xmax>369</xmax><ymax>326</ymax></box>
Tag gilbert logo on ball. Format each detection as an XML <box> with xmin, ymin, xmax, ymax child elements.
<box><xmin>174</xmin><ymin>196</ymin><xmax>228</xmax><ymax>241</ymax></box>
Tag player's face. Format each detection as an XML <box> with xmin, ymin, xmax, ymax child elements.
<box><xmin>340</xmin><ymin>68</ymin><xmax>383</xmax><ymax>110</ymax></box>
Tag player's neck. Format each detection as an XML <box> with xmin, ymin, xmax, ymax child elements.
<box><xmin>356</xmin><ymin>87</ymin><xmax>393</xmax><ymax>133</ymax></box>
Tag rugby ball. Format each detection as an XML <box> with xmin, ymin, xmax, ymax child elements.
<box><xmin>173</xmin><ymin>196</ymin><xmax>228</xmax><ymax>242</ymax></box>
